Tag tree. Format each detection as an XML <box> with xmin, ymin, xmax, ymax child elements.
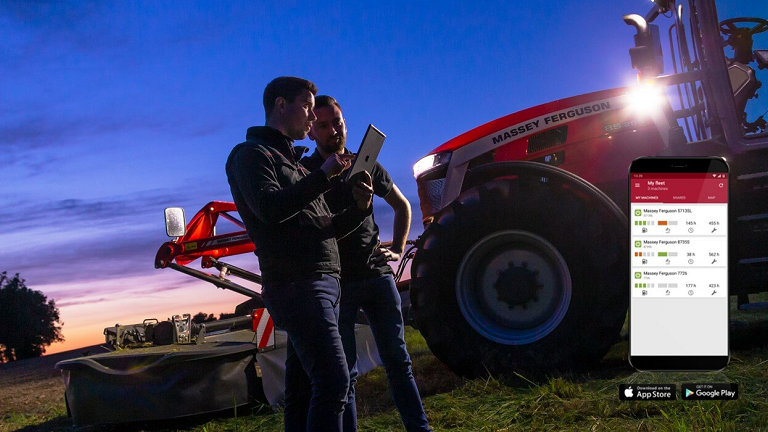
<box><xmin>191</xmin><ymin>312</ymin><xmax>217</xmax><ymax>324</ymax></box>
<box><xmin>0</xmin><ymin>272</ymin><xmax>64</xmax><ymax>362</ymax></box>
<box><xmin>219</xmin><ymin>312</ymin><xmax>237</xmax><ymax>320</ymax></box>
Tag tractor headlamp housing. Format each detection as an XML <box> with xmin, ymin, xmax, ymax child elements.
<box><xmin>413</xmin><ymin>151</ymin><xmax>452</xmax><ymax>179</ymax></box>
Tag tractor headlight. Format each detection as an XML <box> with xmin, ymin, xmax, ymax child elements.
<box><xmin>628</xmin><ymin>83</ymin><xmax>665</xmax><ymax>116</ymax></box>
<box><xmin>413</xmin><ymin>151</ymin><xmax>452</xmax><ymax>179</ymax></box>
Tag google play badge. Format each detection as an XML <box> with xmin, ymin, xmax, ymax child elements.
<box><xmin>682</xmin><ymin>384</ymin><xmax>738</xmax><ymax>400</ymax></box>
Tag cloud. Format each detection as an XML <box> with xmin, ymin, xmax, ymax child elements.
<box><xmin>0</xmin><ymin>2</ymin><xmax>128</xmax><ymax>75</ymax></box>
<box><xmin>52</xmin><ymin>278</ymin><xmax>198</xmax><ymax>307</ymax></box>
<box><xmin>0</xmin><ymin>1</ymin><xmax>135</xmax><ymax>57</ymax></box>
<box><xmin>0</xmin><ymin>176</ymin><xmax>418</xmax><ymax>296</ymax></box>
<box><xmin>0</xmin><ymin>1</ymin><xmax>239</xmax><ymax>76</ymax></box>
<box><xmin>0</xmin><ymin>112</ymin><xmax>226</xmax><ymax>158</ymax></box>
<box><xmin>0</xmin><ymin>109</ymin><xmax>231</xmax><ymax>180</ymax></box>
<box><xmin>0</xmin><ymin>190</ymin><xmax>182</xmax><ymax>232</ymax></box>
<box><xmin>0</xmin><ymin>115</ymin><xmax>157</xmax><ymax>151</ymax></box>
<box><xmin>56</xmin><ymin>297</ymin><xmax>111</xmax><ymax>308</ymax></box>
<box><xmin>0</xmin><ymin>185</ymin><xmax>234</xmax><ymax>286</ymax></box>
<box><xmin>3</xmin><ymin>233</ymin><xmax>167</xmax><ymax>289</ymax></box>
<box><xmin>0</xmin><ymin>2</ymin><xmax>234</xmax><ymax>173</ymax></box>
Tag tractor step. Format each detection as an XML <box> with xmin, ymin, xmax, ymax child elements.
<box><xmin>732</xmin><ymin>211</ymin><xmax>768</xmax><ymax>304</ymax></box>
<box><xmin>733</xmin><ymin>213</ymin><xmax>768</xmax><ymax>259</ymax></box>
<box><xmin>735</xmin><ymin>257</ymin><xmax>768</xmax><ymax>289</ymax></box>
<box><xmin>730</xmin><ymin>157</ymin><xmax>768</xmax><ymax>306</ymax></box>
<box><xmin>738</xmin><ymin>301</ymin><xmax>768</xmax><ymax>311</ymax></box>
<box><xmin>732</xmin><ymin>169</ymin><xmax>768</xmax><ymax>216</ymax></box>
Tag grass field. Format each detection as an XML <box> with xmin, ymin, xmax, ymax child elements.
<box><xmin>183</xmin><ymin>329</ymin><xmax>768</xmax><ymax>432</ymax></box>
<box><xmin>2</xmin><ymin>299</ymin><xmax>767</xmax><ymax>431</ymax></box>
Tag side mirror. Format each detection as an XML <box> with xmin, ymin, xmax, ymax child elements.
<box><xmin>164</xmin><ymin>207</ymin><xmax>186</xmax><ymax>237</ymax></box>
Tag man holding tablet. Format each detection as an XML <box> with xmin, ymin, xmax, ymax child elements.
<box><xmin>226</xmin><ymin>78</ymin><xmax>373</xmax><ymax>432</ymax></box>
<box><xmin>303</xmin><ymin>95</ymin><xmax>431</xmax><ymax>432</ymax></box>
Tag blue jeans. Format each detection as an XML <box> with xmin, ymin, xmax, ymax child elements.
<box><xmin>339</xmin><ymin>274</ymin><xmax>431</xmax><ymax>432</ymax></box>
<box><xmin>261</xmin><ymin>274</ymin><xmax>350</xmax><ymax>432</ymax></box>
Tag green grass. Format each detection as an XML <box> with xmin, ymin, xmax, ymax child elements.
<box><xmin>4</xmin><ymin>317</ymin><xmax>768</xmax><ymax>431</ymax></box>
<box><xmin>1</xmin><ymin>405</ymin><xmax>69</xmax><ymax>432</ymax></box>
<box><xmin>328</xmin><ymin>337</ymin><xmax>767</xmax><ymax>431</ymax></box>
<box><xmin>173</xmin><ymin>327</ymin><xmax>768</xmax><ymax>432</ymax></box>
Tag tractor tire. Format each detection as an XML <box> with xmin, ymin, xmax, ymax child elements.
<box><xmin>411</xmin><ymin>172</ymin><xmax>627</xmax><ymax>378</ymax></box>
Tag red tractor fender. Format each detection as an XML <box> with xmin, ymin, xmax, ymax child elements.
<box><xmin>459</xmin><ymin>161</ymin><xmax>627</xmax><ymax>221</ymax></box>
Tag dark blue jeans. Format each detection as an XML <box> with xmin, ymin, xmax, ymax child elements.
<box><xmin>339</xmin><ymin>274</ymin><xmax>431</xmax><ymax>432</ymax></box>
<box><xmin>261</xmin><ymin>274</ymin><xmax>350</xmax><ymax>432</ymax></box>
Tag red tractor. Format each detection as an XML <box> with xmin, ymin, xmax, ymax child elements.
<box><xmin>409</xmin><ymin>0</ymin><xmax>768</xmax><ymax>377</ymax></box>
<box><xmin>156</xmin><ymin>0</ymin><xmax>768</xmax><ymax>378</ymax></box>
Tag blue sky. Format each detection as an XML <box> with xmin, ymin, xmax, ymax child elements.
<box><xmin>1</xmin><ymin>0</ymin><xmax>765</xmax><ymax>352</ymax></box>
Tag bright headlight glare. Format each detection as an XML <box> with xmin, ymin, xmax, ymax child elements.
<box><xmin>413</xmin><ymin>151</ymin><xmax>451</xmax><ymax>178</ymax></box>
<box><xmin>628</xmin><ymin>84</ymin><xmax>665</xmax><ymax>116</ymax></box>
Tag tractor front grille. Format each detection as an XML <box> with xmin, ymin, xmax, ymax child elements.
<box><xmin>417</xmin><ymin>177</ymin><xmax>445</xmax><ymax>225</ymax></box>
<box><xmin>527</xmin><ymin>126</ymin><xmax>568</xmax><ymax>154</ymax></box>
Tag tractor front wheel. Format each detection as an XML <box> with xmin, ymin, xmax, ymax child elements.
<box><xmin>411</xmin><ymin>169</ymin><xmax>627</xmax><ymax>377</ymax></box>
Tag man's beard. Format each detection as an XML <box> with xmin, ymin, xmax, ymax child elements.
<box><xmin>320</xmin><ymin>134</ymin><xmax>346</xmax><ymax>154</ymax></box>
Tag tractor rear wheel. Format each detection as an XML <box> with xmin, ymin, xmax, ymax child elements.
<box><xmin>411</xmin><ymin>167</ymin><xmax>627</xmax><ymax>377</ymax></box>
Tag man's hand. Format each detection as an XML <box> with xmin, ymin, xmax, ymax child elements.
<box><xmin>370</xmin><ymin>246</ymin><xmax>402</xmax><ymax>265</ymax></box>
<box><xmin>351</xmin><ymin>170</ymin><xmax>373</xmax><ymax>210</ymax></box>
<box><xmin>321</xmin><ymin>153</ymin><xmax>355</xmax><ymax>178</ymax></box>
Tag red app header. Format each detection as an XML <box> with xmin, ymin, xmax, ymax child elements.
<box><xmin>631</xmin><ymin>173</ymin><xmax>728</xmax><ymax>203</ymax></box>
<box><xmin>631</xmin><ymin>173</ymin><xmax>728</xmax><ymax>179</ymax></box>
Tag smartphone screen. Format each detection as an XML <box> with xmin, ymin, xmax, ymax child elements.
<box><xmin>629</xmin><ymin>157</ymin><xmax>729</xmax><ymax>371</ymax></box>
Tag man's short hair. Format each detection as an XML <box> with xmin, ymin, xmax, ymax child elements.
<box><xmin>263</xmin><ymin>76</ymin><xmax>318</xmax><ymax>118</ymax></box>
<box><xmin>315</xmin><ymin>95</ymin><xmax>342</xmax><ymax>112</ymax></box>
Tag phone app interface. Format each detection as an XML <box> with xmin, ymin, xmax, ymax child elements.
<box><xmin>630</xmin><ymin>172</ymin><xmax>728</xmax><ymax>356</ymax></box>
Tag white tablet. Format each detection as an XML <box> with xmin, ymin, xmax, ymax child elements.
<box><xmin>345</xmin><ymin>124</ymin><xmax>386</xmax><ymax>182</ymax></box>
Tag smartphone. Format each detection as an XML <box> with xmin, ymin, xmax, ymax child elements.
<box><xmin>628</xmin><ymin>157</ymin><xmax>729</xmax><ymax>371</ymax></box>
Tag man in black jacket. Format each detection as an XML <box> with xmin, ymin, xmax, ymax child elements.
<box><xmin>304</xmin><ymin>96</ymin><xmax>431</xmax><ymax>432</ymax></box>
<box><xmin>226</xmin><ymin>76</ymin><xmax>373</xmax><ymax>432</ymax></box>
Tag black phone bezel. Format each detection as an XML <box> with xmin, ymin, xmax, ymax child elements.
<box><xmin>627</xmin><ymin>157</ymin><xmax>730</xmax><ymax>372</ymax></box>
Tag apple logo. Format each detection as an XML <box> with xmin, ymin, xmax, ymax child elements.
<box><xmin>624</xmin><ymin>387</ymin><xmax>634</xmax><ymax>398</ymax></box>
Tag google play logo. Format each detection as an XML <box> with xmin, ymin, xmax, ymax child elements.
<box><xmin>685</xmin><ymin>389</ymin><xmax>694</xmax><ymax>397</ymax></box>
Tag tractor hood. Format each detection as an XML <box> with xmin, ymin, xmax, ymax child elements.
<box><xmin>430</xmin><ymin>87</ymin><xmax>629</xmax><ymax>157</ymax></box>
<box><xmin>413</xmin><ymin>85</ymin><xmax>666</xmax><ymax>222</ymax></box>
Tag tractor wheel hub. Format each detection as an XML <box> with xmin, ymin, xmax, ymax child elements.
<box><xmin>494</xmin><ymin>261</ymin><xmax>542</xmax><ymax>309</ymax></box>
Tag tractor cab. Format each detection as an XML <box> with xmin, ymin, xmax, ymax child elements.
<box><xmin>622</xmin><ymin>2</ymin><xmax>768</xmax><ymax>308</ymax></box>
<box><xmin>624</xmin><ymin>0</ymin><xmax>768</xmax><ymax>148</ymax></box>
<box><xmin>408</xmin><ymin>0</ymin><xmax>768</xmax><ymax>378</ymax></box>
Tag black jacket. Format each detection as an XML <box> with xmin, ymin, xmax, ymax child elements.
<box><xmin>301</xmin><ymin>149</ymin><xmax>394</xmax><ymax>281</ymax></box>
<box><xmin>225</xmin><ymin>126</ymin><xmax>370</xmax><ymax>285</ymax></box>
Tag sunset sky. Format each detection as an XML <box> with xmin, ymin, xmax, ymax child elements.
<box><xmin>1</xmin><ymin>1</ymin><xmax>765</xmax><ymax>355</ymax></box>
